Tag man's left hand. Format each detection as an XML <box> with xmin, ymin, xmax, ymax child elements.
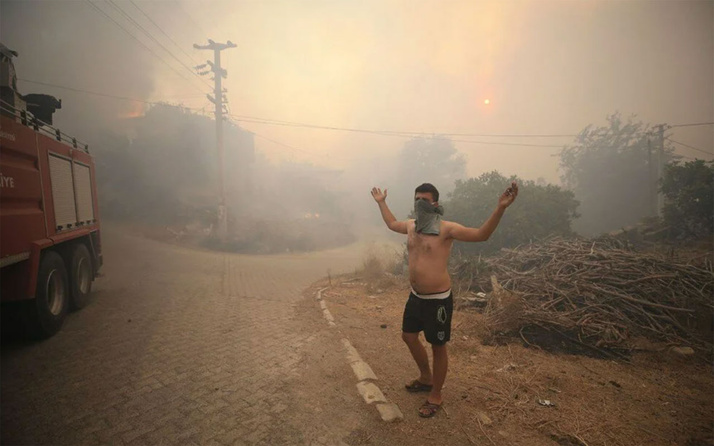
<box><xmin>498</xmin><ymin>181</ymin><xmax>519</xmax><ymax>208</ymax></box>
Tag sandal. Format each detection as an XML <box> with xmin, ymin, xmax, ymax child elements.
<box><xmin>405</xmin><ymin>379</ymin><xmax>433</xmax><ymax>393</ymax></box>
<box><xmin>418</xmin><ymin>400</ymin><xmax>441</xmax><ymax>418</ymax></box>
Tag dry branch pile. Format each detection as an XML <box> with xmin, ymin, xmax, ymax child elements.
<box><xmin>452</xmin><ymin>237</ymin><xmax>714</xmax><ymax>353</ymax></box>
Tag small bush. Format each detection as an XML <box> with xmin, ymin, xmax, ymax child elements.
<box><xmin>358</xmin><ymin>244</ymin><xmax>403</xmax><ymax>293</ymax></box>
<box><xmin>660</xmin><ymin>159</ymin><xmax>714</xmax><ymax>239</ymax></box>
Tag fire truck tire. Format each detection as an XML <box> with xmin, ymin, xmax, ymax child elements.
<box><xmin>26</xmin><ymin>250</ymin><xmax>68</xmax><ymax>339</ymax></box>
<box><xmin>69</xmin><ymin>243</ymin><xmax>93</xmax><ymax>310</ymax></box>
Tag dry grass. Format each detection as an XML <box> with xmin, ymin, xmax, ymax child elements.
<box><xmin>356</xmin><ymin>243</ymin><xmax>404</xmax><ymax>294</ymax></box>
<box><xmin>484</xmin><ymin>275</ymin><xmax>526</xmax><ymax>337</ymax></box>
<box><xmin>316</xmin><ymin>275</ymin><xmax>714</xmax><ymax>446</ymax></box>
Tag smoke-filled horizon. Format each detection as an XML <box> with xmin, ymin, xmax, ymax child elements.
<box><xmin>1</xmin><ymin>0</ymin><xmax>713</xmax><ymax>248</ymax></box>
<box><xmin>1</xmin><ymin>1</ymin><xmax>711</xmax><ymax>185</ymax></box>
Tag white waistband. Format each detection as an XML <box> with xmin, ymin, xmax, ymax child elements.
<box><xmin>411</xmin><ymin>288</ymin><xmax>451</xmax><ymax>300</ymax></box>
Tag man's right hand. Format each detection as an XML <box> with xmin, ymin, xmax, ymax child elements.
<box><xmin>371</xmin><ymin>187</ymin><xmax>387</xmax><ymax>203</ymax></box>
<box><xmin>372</xmin><ymin>187</ymin><xmax>406</xmax><ymax>233</ymax></box>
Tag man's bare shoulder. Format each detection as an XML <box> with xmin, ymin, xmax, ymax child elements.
<box><xmin>440</xmin><ymin>220</ymin><xmax>458</xmax><ymax>230</ymax></box>
<box><xmin>440</xmin><ymin>220</ymin><xmax>463</xmax><ymax>238</ymax></box>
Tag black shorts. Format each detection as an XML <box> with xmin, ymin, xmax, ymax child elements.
<box><xmin>401</xmin><ymin>292</ymin><xmax>453</xmax><ymax>345</ymax></box>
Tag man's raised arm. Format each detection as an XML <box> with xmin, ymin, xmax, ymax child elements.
<box><xmin>371</xmin><ymin>187</ymin><xmax>408</xmax><ymax>234</ymax></box>
<box><xmin>446</xmin><ymin>181</ymin><xmax>519</xmax><ymax>242</ymax></box>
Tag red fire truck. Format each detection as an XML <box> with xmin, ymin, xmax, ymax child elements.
<box><xmin>1</xmin><ymin>44</ymin><xmax>102</xmax><ymax>339</ymax></box>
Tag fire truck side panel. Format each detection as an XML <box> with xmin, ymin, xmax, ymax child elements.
<box><xmin>69</xmin><ymin>143</ymin><xmax>102</xmax><ymax>268</ymax></box>
<box><xmin>0</xmin><ymin>117</ymin><xmax>44</xmax><ymax>302</ymax></box>
<box><xmin>38</xmin><ymin>133</ymin><xmax>72</xmax><ymax>235</ymax></box>
<box><xmin>0</xmin><ymin>117</ymin><xmax>46</xmax><ymax>260</ymax></box>
<box><xmin>37</xmin><ymin>134</ymin><xmax>99</xmax><ymax>234</ymax></box>
<box><xmin>1</xmin><ymin>115</ymin><xmax>102</xmax><ymax>303</ymax></box>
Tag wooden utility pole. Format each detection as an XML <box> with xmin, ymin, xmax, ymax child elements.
<box><xmin>194</xmin><ymin>40</ymin><xmax>236</xmax><ymax>240</ymax></box>
<box><xmin>648</xmin><ymin>135</ymin><xmax>655</xmax><ymax>216</ymax></box>
<box><xmin>647</xmin><ymin>124</ymin><xmax>668</xmax><ymax>217</ymax></box>
<box><xmin>655</xmin><ymin>124</ymin><xmax>666</xmax><ymax>217</ymax></box>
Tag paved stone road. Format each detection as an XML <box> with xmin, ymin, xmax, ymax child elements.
<box><xmin>1</xmin><ymin>227</ymin><xmax>373</xmax><ymax>445</ymax></box>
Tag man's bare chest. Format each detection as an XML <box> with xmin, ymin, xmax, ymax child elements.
<box><xmin>407</xmin><ymin>227</ymin><xmax>450</xmax><ymax>256</ymax></box>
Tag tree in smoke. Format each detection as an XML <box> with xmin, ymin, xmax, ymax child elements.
<box><xmin>93</xmin><ymin>103</ymin><xmax>354</xmax><ymax>252</ymax></box>
<box><xmin>92</xmin><ymin>104</ymin><xmax>253</xmax><ymax>224</ymax></box>
<box><xmin>391</xmin><ymin>136</ymin><xmax>466</xmax><ymax>217</ymax></box>
<box><xmin>660</xmin><ymin>159</ymin><xmax>714</xmax><ymax>239</ymax></box>
<box><xmin>559</xmin><ymin>113</ymin><xmax>675</xmax><ymax>235</ymax></box>
<box><xmin>446</xmin><ymin>171</ymin><xmax>579</xmax><ymax>255</ymax></box>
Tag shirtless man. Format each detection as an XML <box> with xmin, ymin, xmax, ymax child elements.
<box><xmin>370</xmin><ymin>182</ymin><xmax>518</xmax><ymax>417</ymax></box>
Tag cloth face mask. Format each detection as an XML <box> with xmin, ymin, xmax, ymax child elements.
<box><xmin>414</xmin><ymin>199</ymin><xmax>444</xmax><ymax>235</ymax></box>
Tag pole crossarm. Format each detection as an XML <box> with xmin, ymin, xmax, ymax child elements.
<box><xmin>193</xmin><ymin>40</ymin><xmax>237</xmax><ymax>51</ymax></box>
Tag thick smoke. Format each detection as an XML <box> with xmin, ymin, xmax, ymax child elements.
<box><xmin>0</xmin><ymin>1</ymin><xmax>157</xmax><ymax>143</ymax></box>
<box><xmin>1</xmin><ymin>1</ymin><xmax>711</xmax><ymax>251</ymax></box>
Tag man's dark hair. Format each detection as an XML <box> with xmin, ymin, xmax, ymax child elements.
<box><xmin>414</xmin><ymin>183</ymin><xmax>439</xmax><ymax>202</ymax></box>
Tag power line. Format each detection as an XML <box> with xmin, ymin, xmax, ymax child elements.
<box><xmin>176</xmin><ymin>0</ymin><xmax>229</xmax><ymax>42</ymax></box>
<box><xmin>128</xmin><ymin>0</ymin><xmax>203</xmax><ymax>68</ymax></box>
<box><xmin>252</xmin><ymin>132</ymin><xmax>316</xmax><ymax>158</ymax></box>
<box><xmin>230</xmin><ymin>115</ymin><xmax>430</xmax><ymax>138</ymax></box>
<box><xmin>231</xmin><ymin>114</ymin><xmax>714</xmax><ymax>149</ymax></box>
<box><xmin>670</xmin><ymin>122</ymin><xmax>714</xmax><ymax>128</ymax></box>
<box><xmin>238</xmin><ymin>120</ymin><xmax>563</xmax><ymax>153</ymax></box>
<box><xmin>666</xmin><ymin>137</ymin><xmax>713</xmax><ymax>155</ymax></box>
<box><xmin>450</xmin><ymin>138</ymin><xmax>563</xmax><ymax>148</ymax></box>
<box><xmin>151</xmin><ymin>93</ymin><xmax>207</xmax><ymax>98</ymax></box>
<box><xmin>104</xmin><ymin>0</ymin><xmax>212</xmax><ymax>91</ymax></box>
<box><xmin>175</xmin><ymin>1</ymin><xmax>212</xmax><ymax>41</ymax></box>
<box><xmin>14</xmin><ymin>71</ymin><xmax>713</xmax><ymax>154</ymax></box>
<box><xmin>13</xmin><ymin>78</ymin><xmax>564</xmax><ymax>150</ymax></box>
<box><xmin>222</xmin><ymin>115</ymin><xmax>312</xmax><ymax>160</ymax></box>
<box><xmin>230</xmin><ymin>115</ymin><xmax>569</xmax><ymax>148</ymax></box>
<box><xmin>84</xmin><ymin>0</ymin><xmax>204</xmax><ymax>93</ymax></box>
<box><xmin>229</xmin><ymin>113</ymin><xmax>577</xmax><ymax>139</ymax></box>
<box><xmin>17</xmin><ymin>78</ymin><xmax>204</xmax><ymax>109</ymax></box>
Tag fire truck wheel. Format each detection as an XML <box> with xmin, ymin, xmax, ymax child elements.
<box><xmin>69</xmin><ymin>243</ymin><xmax>93</xmax><ymax>310</ymax></box>
<box><xmin>26</xmin><ymin>250</ymin><xmax>68</xmax><ymax>339</ymax></box>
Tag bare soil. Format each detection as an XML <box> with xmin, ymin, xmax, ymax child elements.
<box><xmin>315</xmin><ymin>274</ymin><xmax>714</xmax><ymax>446</ymax></box>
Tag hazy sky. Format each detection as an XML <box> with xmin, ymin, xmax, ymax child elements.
<box><xmin>2</xmin><ymin>0</ymin><xmax>712</xmax><ymax>184</ymax></box>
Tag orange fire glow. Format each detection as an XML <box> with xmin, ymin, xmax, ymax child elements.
<box><xmin>118</xmin><ymin>101</ymin><xmax>145</xmax><ymax>119</ymax></box>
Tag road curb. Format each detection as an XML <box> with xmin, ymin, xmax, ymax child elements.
<box><xmin>316</xmin><ymin>287</ymin><xmax>336</xmax><ymax>327</ymax></box>
<box><xmin>316</xmin><ymin>288</ymin><xmax>404</xmax><ymax>422</ymax></box>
